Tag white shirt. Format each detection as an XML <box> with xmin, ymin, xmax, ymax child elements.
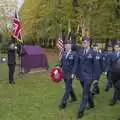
<box><xmin>65</xmin><ymin>50</ymin><xmax>71</xmax><ymax>59</ymax></box>
<box><xmin>84</xmin><ymin>48</ymin><xmax>90</xmax><ymax>55</ymax></box>
<box><xmin>117</xmin><ymin>52</ymin><xmax>120</xmax><ymax>57</ymax></box>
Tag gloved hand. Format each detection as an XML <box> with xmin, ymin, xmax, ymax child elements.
<box><xmin>71</xmin><ymin>74</ymin><xmax>75</xmax><ymax>79</ymax></box>
<box><xmin>104</xmin><ymin>72</ymin><xmax>107</xmax><ymax>75</ymax></box>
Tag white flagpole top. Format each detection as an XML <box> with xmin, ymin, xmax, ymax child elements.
<box><xmin>17</xmin><ymin>0</ymin><xmax>24</xmax><ymax>11</ymax></box>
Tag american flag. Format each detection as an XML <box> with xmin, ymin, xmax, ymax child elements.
<box><xmin>12</xmin><ymin>12</ymin><xmax>22</xmax><ymax>42</ymax></box>
<box><xmin>57</xmin><ymin>34</ymin><xmax>64</xmax><ymax>60</ymax></box>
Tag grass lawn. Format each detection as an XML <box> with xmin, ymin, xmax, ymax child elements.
<box><xmin>0</xmin><ymin>50</ymin><xmax>119</xmax><ymax>120</ymax></box>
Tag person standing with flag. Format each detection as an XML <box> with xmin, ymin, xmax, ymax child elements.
<box><xmin>7</xmin><ymin>37</ymin><xmax>17</xmax><ymax>84</ymax></box>
<box><xmin>7</xmin><ymin>0</ymin><xmax>24</xmax><ymax>83</ymax></box>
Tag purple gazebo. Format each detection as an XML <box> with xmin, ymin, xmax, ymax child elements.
<box><xmin>21</xmin><ymin>45</ymin><xmax>49</xmax><ymax>73</ymax></box>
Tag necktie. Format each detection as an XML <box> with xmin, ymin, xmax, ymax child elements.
<box><xmin>65</xmin><ymin>52</ymin><xmax>69</xmax><ymax>59</ymax></box>
<box><xmin>84</xmin><ymin>49</ymin><xmax>86</xmax><ymax>55</ymax></box>
<box><xmin>117</xmin><ymin>52</ymin><xmax>119</xmax><ymax>57</ymax></box>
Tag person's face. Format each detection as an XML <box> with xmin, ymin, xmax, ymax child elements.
<box><xmin>65</xmin><ymin>44</ymin><xmax>71</xmax><ymax>51</ymax></box>
<box><xmin>82</xmin><ymin>41</ymin><xmax>90</xmax><ymax>48</ymax></box>
<box><xmin>114</xmin><ymin>45</ymin><xmax>120</xmax><ymax>52</ymax></box>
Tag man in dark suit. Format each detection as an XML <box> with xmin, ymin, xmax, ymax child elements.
<box><xmin>8</xmin><ymin>42</ymin><xmax>16</xmax><ymax>84</ymax></box>
<box><xmin>59</xmin><ymin>40</ymin><xmax>78</xmax><ymax>109</ymax></box>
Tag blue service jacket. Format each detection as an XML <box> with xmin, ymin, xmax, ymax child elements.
<box><xmin>111</xmin><ymin>52</ymin><xmax>120</xmax><ymax>72</ymax></box>
<box><xmin>103</xmin><ymin>51</ymin><xmax>113</xmax><ymax>72</ymax></box>
<box><xmin>92</xmin><ymin>51</ymin><xmax>103</xmax><ymax>80</ymax></box>
<box><xmin>60</xmin><ymin>51</ymin><xmax>78</xmax><ymax>77</ymax></box>
<box><xmin>77</xmin><ymin>48</ymin><xmax>95</xmax><ymax>83</ymax></box>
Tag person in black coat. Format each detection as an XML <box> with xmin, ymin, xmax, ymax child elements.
<box><xmin>7</xmin><ymin>42</ymin><xmax>16</xmax><ymax>84</ymax></box>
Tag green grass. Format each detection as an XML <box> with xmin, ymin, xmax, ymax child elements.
<box><xmin>0</xmin><ymin>56</ymin><xmax>120</xmax><ymax>120</ymax></box>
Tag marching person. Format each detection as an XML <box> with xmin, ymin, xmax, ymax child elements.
<box><xmin>109</xmin><ymin>42</ymin><xmax>120</xmax><ymax>106</ymax></box>
<box><xmin>92</xmin><ymin>44</ymin><xmax>103</xmax><ymax>95</ymax></box>
<box><xmin>59</xmin><ymin>40</ymin><xmax>78</xmax><ymax>109</ymax></box>
<box><xmin>103</xmin><ymin>42</ymin><xmax>113</xmax><ymax>92</ymax></box>
<box><xmin>7</xmin><ymin>40</ymin><xmax>16</xmax><ymax>84</ymax></box>
<box><xmin>77</xmin><ymin>37</ymin><xmax>95</xmax><ymax>119</ymax></box>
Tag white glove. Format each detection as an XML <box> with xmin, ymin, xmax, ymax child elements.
<box><xmin>71</xmin><ymin>74</ymin><xmax>75</xmax><ymax>79</ymax></box>
<box><xmin>104</xmin><ymin>72</ymin><xmax>107</xmax><ymax>75</ymax></box>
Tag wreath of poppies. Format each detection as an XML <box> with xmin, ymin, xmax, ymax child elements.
<box><xmin>50</xmin><ymin>67</ymin><xmax>63</xmax><ymax>83</ymax></box>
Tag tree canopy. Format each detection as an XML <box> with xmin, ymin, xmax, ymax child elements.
<box><xmin>1</xmin><ymin>0</ymin><xmax>120</xmax><ymax>43</ymax></box>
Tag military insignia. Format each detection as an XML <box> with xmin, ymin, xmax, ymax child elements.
<box><xmin>102</xmin><ymin>57</ymin><xmax>105</xmax><ymax>60</ymax></box>
<box><xmin>69</xmin><ymin>55</ymin><xmax>73</xmax><ymax>60</ymax></box>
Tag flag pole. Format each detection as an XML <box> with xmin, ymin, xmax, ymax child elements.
<box><xmin>56</xmin><ymin>24</ymin><xmax>64</xmax><ymax>66</ymax></box>
<box><xmin>14</xmin><ymin>10</ymin><xmax>23</xmax><ymax>75</ymax></box>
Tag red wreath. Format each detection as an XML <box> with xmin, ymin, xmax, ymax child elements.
<box><xmin>50</xmin><ymin>67</ymin><xmax>63</xmax><ymax>83</ymax></box>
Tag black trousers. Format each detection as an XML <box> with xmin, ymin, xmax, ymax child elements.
<box><xmin>8</xmin><ymin>64</ymin><xmax>15</xmax><ymax>84</ymax></box>
<box><xmin>111</xmin><ymin>71</ymin><xmax>120</xmax><ymax>103</ymax></box>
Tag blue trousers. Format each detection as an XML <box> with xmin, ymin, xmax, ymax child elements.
<box><xmin>79</xmin><ymin>81</ymin><xmax>94</xmax><ymax>113</ymax></box>
<box><xmin>61</xmin><ymin>77</ymin><xmax>76</xmax><ymax>104</ymax></box>
<box><xmin>111</xmin><ymin>71</ymin><xmax>120</xmax><ymax>103</ymax></box>
<box><xmin>112</xmin><ymin>81</ymin><xmax>120</xmax><ymax>103</ymax></box>
<box><xmin>105</xmin><ymin>71</ymin><xmax>112</xmax><ymax>89</ymax></box>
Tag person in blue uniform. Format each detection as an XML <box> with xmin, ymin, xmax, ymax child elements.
<box><xmin>92</xmin><ymin>44</ymin><xmax>103</xmax><ymax>95</ymax></box>
<box><xmin>59</xmin><ymin>40</ymin><xmax>78</xmax><ymax>109</ymax></box>
<box><xmin>103</xmin><ymin>43</ymin><xmax>113</xmax><ymax>92</ymax></box>
<box><xmin>7</xmin><ymin>41</ymin><xmax>16</xmax><ymax>84</ymax></box>
<box><xmin>109</xmin><ymin>42</ymin><xmax>120</xmax><ymax>106</ymax></box>
<box><xmin>77</xmin><ymin>37</ymin><xmax>95</xmax><ymax>119</ymax></box>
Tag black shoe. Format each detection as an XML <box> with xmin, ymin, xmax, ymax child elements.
<box><xmin>59</xmin><ymin>103</ymin><xmax>66</xmax><ymax>109</ymax></box>
<box><xmin>12</xmin><ymin>81</ymin><xmax>16</xmax><ymax>84</ymax></box>
<box><xmin>77</xmin><ymin>112</ymin><xmax>84</xmax><ymax>119</ymax></box>
<box><xmin>9</xmin><ymin>82</ymin><xmax>12</xmax><ymax>85</ymax></box>
<box><xmin>87</xmin><ymin>104</ymin><xmax>95</xmax><ymax>110</ymax></box>
<box><xmin>109</xmin><ymin>101</ymin><xmax>116</xmax><ymax>106</ymax></box>
<box><xmin>96</xmin><ymin>87</ymin><xmax>100</xmax><ymax>94</ymax></box>
<box><xmin>105</xmin><ymin>88</ymin><xmax>109</xmax><ymax>92</ymax></box>
<box><xmin>70</xmin><ymin>98</ymin><xmax>77</xmax><ymax>103</ymax></box>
